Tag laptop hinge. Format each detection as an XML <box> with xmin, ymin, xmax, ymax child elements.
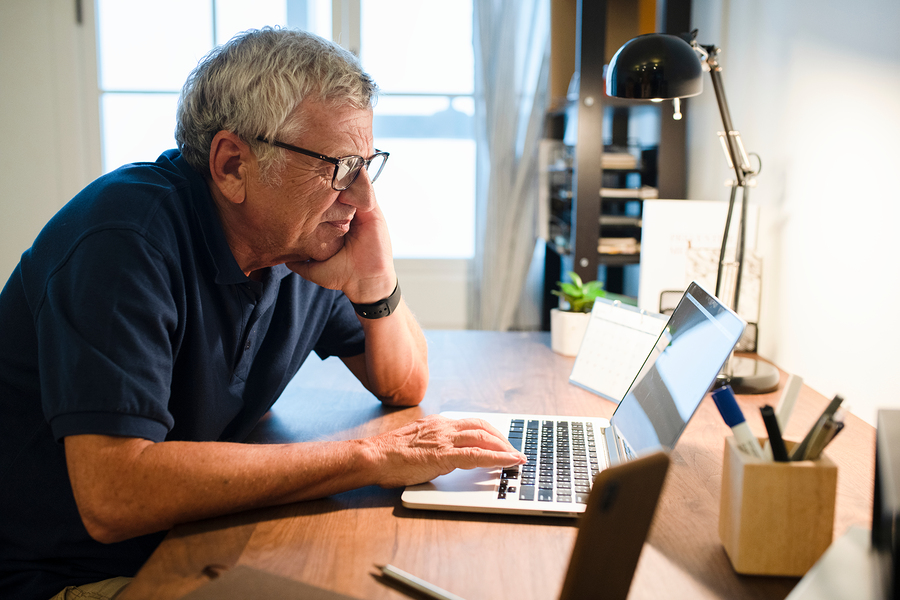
<box><xmin>601</xmin><ymin>427</ymin><xmax>614</xmax><ymax>468</ymax></box>
<box><xmin>604</xmin><ymin>426</ymin><xmax>631</xmax><ymax>467</ymax></box>
<box><xmin>616</xmin><ymin>431</ymin><xmax>630</xmax><ymax>463</ymax></box>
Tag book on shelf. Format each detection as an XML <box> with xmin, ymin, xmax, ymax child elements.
<box><xmin>598</xmin><ymin>237</ymin><xmax>640</xmax><ymax>255</ymax></box>
<box><xmin>600</xmin><ymin>186</ymin><xmax>659</xmax><ymax>199</ymax></box>
<box><xmin>601</xmin><ymin>152</ymin><xmax>638</xmax><ymax>170</ymax></box>
<box><xmin>599</xmin><ymin>216</ymin><xmax>642</xmax><ymax>227</ymax></box>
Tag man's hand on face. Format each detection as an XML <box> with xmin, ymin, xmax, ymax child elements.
<box><xmin>287</xmin><ymin>192</ymin><xmax>396</xmax><ymax>305</ymax></box>
<box><xmin>363</xmin><ymin>415</ymin><xmax>529</xmax><ymax>489</ymax></box>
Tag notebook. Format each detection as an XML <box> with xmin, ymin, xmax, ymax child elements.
<box><xmin>401</xmin><ymin>281</ymin><xmax>745</xmax><ymax>517</ymax></box>
<box><xmin>569</xmin><ymin>297</ymin><xmax>669</xmax><ymax>403</ymax></box>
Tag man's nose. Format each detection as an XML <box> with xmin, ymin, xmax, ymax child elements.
<box><xmin>338</xmin><ymin>172</ymin><xmax>377</xmax><ymax>211</ymax></box>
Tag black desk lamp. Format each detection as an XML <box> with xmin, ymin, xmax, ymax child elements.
<box><xmin>606</xmin><ymin>30</ymin><xmax>780</xmax><ymax>394</ymax></box>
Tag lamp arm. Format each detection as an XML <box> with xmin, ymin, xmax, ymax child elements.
<box><xmin>705</xmin><ymin>49</ymin><xmax>747</xmax><ymax>186</ymax></box>
<box><xmin>715</xmin><ymin>184</ymin><xmax>739</xmax><ymax>300</ymax></box>
<box><xmin>698</xmin><ymin>42</ymin><xmax>755</xmax><ymax>314</ymax></box>
<box><xmin>733</xmin><ymin>184</ymin><xmax>750</xmax><ymax>314</ymax></box>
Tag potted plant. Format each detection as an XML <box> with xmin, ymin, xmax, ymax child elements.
<box><xmin>550</xmin><ymin>271</ymin><xmax>605</xmax><ymax>356</ymax></box>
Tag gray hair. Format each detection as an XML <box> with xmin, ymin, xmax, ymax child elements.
<box><xmin>175</xmin><ymin>27</ymin><xmax>378</xmax><ymax>182</ymax></box>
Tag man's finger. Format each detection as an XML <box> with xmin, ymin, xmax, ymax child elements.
<box><xmin>286</xmin><ymin>260</ymin><xmax>312</xmax><ymax>280</ymax></box>
<box><xmin>286</xmin><ymin>259</ymin><xmax>346</xmax><ymax>291</ymax></box>
<box><xmin>450</xmin><ymin>429</ymin><xmax>525</xmax><ymax>456</ymax></box>
<box><xmin>451</xmin><ymin>418</ymin><xmax>511</xmax><ymax>441</ymax></box>
<box><xmin>445</xmin><ymin>448</ymin><xmax>527</xmax><ymax>471</ymax></box>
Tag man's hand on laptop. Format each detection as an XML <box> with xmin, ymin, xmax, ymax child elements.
<box><xmin>365</xmin><ymin>415</ymin><xmax>527</xmax><ymax>488</ymax></box>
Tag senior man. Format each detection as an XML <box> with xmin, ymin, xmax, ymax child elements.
<box><xmin>0</xmin><ymin>28</ymin><xmax>525</xmax><ymax>600</ymax></box>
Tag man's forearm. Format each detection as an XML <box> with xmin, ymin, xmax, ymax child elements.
<box><xmin>65</xmin><ymin>434</ymin><xmax>380</xmax><ymax>544</ymax></box>
<box><xmin>65</xmin><ymin>415</ymin><xmax>524</xmax><ymax>545</ymax></box>
<box><xmin>354</xmin><ymin>298</ymin><xmax>429</xmax><ymax>405</ymax></box>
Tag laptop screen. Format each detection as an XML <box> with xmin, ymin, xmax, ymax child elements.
<box><xmin>609</xmin><ymin>281</ymin><xmax>746</xmax><ymax>457</ymax></box>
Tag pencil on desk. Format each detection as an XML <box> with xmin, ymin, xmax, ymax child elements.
<box><xmin>376</xmin><ymin>564</ymin><xmax>467</xmax><ymax>600</ymax></box>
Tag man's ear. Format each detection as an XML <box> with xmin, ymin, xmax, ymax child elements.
<box><xmin>208</xmin><ymin>131</ymin><xmax>253</xmax><ymax>205</ymax></box>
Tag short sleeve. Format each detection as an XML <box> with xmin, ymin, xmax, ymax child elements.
<box><xmin>313</xmin><ymin>293</ymin><xmax>366</xmax><ymax>359</ymax></box>
<box><xmin>35</xmin><ymin>228</ymin><xmax>180</xmax><ymax>442</ymax></box>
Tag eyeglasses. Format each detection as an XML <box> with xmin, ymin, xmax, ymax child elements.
<box><xmin>256</xmin><ymin>137</ymin><xmax>389</xmax><ymax>191</ymax></box>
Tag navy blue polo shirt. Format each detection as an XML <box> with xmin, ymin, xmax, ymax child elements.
<box><xmin>0</xmin><ymin>150</ymin><xmax>366</xmax><ymax>600</ymax></box>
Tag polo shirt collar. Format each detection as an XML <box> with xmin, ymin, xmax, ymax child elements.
<box><xmin>170</xmin><ymin>151</ymin><xmax>293</xmax><ymax>287</ymax></box>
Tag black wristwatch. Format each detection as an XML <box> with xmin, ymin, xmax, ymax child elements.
<box><xmin>350</xmin><ymin>280</ymin><xmax>401</xmax><ymax>319</ymax></box>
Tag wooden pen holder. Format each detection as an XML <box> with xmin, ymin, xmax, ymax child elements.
<box><xmin>718</xmin><ymin>436</ymin><xmax>837</xmax><ymax>576</ymax></box>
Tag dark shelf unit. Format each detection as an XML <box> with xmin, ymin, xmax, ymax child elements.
<box><xmin>540</xmin><ymin>0</ymin><xmax>691</xmax><ymax>331</ymax></box>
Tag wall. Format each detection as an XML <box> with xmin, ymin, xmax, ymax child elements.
<box><xmin>0</xmin><ymin>0</ymin><xmax>101</xmax><ymax>283</ymax></box>
<box><xmin>687</xmin><ymin>0</ymin><xmax>900</xmax><ymax>425</ymax></box>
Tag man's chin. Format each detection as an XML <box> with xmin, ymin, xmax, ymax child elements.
<box><xmin>300</xmin><ymin>237</ymin><xmax>346</xmax><ymax>264</ymax></box>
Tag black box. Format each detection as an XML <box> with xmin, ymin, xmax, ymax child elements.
<box><xmin>873</xmin><ymin>410</ymin><xmax>900</xmax><ymax>599</ymax></box>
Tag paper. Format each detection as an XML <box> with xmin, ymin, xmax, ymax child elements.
<box><xmin>569</xmin><ymin>298</ymin><xmax>668</xmax><ymax>403</ymax></box>
<box><xmin>638</xmin><ymin>199</ymin><xmax>759</xmax><ymax>315</ymax></box>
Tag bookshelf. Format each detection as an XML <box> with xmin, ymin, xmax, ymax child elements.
<box><xmin>540</xmin><ymin>0</ymin><xmax>691</xmax><ymax>330</ymax></box>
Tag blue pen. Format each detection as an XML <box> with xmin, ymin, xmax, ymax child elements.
<box><xmin>712</xmin><ymin>385</ymin><xmax>766</xmax><ymax>459</ymax></box>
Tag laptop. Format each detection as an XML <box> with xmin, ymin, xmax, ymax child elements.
<box><xmin>401</xmin><ymin>281</ymin><xmax>745</xmax><ymax>517</ymax></box>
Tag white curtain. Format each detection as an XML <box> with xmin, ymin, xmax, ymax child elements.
<box><xmin>470</xmin><ymin>0</ymin><xmax>550</xmax><ymax>331</ymax></box>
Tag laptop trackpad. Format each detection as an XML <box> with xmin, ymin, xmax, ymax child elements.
<box><xmin>416</xmin><ymin>467</ymin><xmax>500</xmax><ymax>492</ymax></box>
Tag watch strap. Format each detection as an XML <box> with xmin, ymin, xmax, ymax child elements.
<box><xmin>350</xmin><ymin>280</ymin><xmax>401</xmax><ymax>319</ymax></box>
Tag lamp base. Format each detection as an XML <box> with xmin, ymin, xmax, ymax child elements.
<box><xmin>717</xmin><ymin>356</ymin><xmax>780</xmax><ymax>394</ymax></box>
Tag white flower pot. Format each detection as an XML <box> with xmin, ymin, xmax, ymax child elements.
<box><xmin>550</xmin><ymin>308</ymin><xmax>591</xmax><ymax>357</ymax></box>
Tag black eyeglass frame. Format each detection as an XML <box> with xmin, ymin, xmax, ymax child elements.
<box><xmin>256</xmin><ymin>136</ymin><xmax>389</xmax><ymax>191</ymax></box>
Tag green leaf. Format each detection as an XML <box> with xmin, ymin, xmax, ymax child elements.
<box><xmin>583</xmin><ymin>281</ymin><xmax>605</xmax><ymax>298</ymax></box>
<box><xmin>557</xmin><ymin>282</ymin><xmax>582</xmax><ymax>298</ymax></box>
<box><xmin>553</xmin><ymin>272</ymin><xmax>606</xmax><ymax>312</ymax></box>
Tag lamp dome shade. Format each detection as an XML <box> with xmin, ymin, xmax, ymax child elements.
<box><xmin>606</xmin><ymin>33</ymin><xmax>703</xmax><ymax>100</ymax></box>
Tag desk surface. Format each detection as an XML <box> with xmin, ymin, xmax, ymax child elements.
<box><xmin>120</xmin><ymin>331</ymin><xmax>875</xmax><ymax>600</ymax></box>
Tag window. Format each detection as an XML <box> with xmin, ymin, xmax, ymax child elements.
<box><xmin>97</xmin><ymin>0</ymin><xmax>331</xmax><ymax>170</ymax></box>
<box><xmin>360</xmin><ymin>0</ymin><xmax>475</xmax><ymax>258</ymax></box>
<box><xmin>95</xmin><ymin>0</ymin><xmax>474</xmax><ymax>260</ymax></box>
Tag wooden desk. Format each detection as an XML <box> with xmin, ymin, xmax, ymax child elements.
<box><xmin>120</xmin><ymin>331</ymin><xmax>875</xmax><ymax>600</ymax></box>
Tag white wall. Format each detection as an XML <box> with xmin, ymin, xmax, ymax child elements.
<box><xmin>395</xmin><ymin>258</ymin><xmax>470</xmax><ymax>329</ymax></box>
<box><xmin>688</xmin><ymin>0</ymin><xmax>900</xmax><ymax>425</ymax></box>
<box><xmin>0</xmin><ymin>0</ymin><xmax>101</xmax><ymax>282</ymax></box>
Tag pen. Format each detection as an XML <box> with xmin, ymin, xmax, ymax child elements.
<box><xmin>804</xmin><ymin>411</ymin><xmax>846</xmax><ymax>460</ymax></box>
<box><xmin>790</xmin><ymin>395</ymin><xmax>843</xmax><ymax>461</ymax></box>
<box><xmin>711</xmin><ymin>385</ymin><xmax>766</xmax><ymax>459</ymax></box>
<box><xmin>760</xmin><ymin>404</ymin><xmax>789</xmax><ymax>462</ymax></box>
<box><xmin>377</xmin><ymin>564</ymin><xmax>467</xmax><ymax>600</ymax></box>
<box><xmin>799</xmin><ymin>414</ymin><xmax>830</xmax><ymax>460</ymax></box>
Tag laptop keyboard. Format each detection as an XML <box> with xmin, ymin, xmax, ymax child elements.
<box><xmin>498</xmin><ymin>419</ymin><xmax>601</xmax><ymax>504</ymax></box>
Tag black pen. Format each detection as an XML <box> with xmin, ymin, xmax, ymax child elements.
<box><xmin>760</xmin><ymin>404</ymin><xmax>789</xmax><ymax>462</ymax></box>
